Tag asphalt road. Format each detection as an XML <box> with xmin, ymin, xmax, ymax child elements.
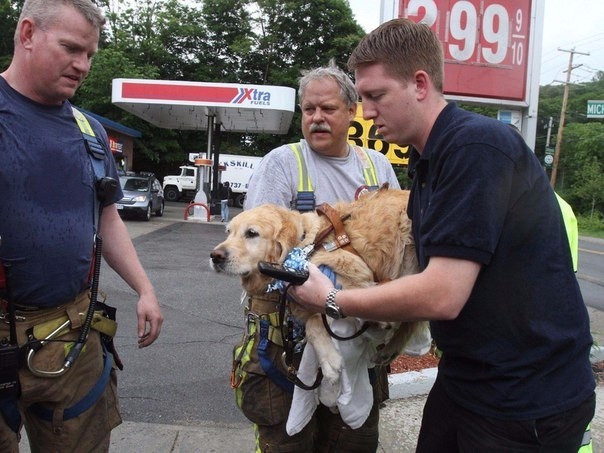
<box><xmin>106</xmin><ymin>202</ymin><xmax>604</xmax><ymax>427</ymax></box>
<box><xmin>103</xmin><ymin>202</ymin><xmax>247</xmax><ymax>425</ymax></box>
<box><xmin>578</xmin><ymin>237</ymin><xmax>604</xmax><ymax>310</ymax></box>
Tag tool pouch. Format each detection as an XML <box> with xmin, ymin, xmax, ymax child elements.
<box><xmin>95</xmin><ymin>301</ymin><xmax>123</xmax><ymax>370</ymax></box>
<box><xmin>0</xmin><ymin>343</ymin><xmax>20</xmax><ymax>399</ymax></box>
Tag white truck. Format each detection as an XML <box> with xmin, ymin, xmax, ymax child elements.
<box><xmin>162</xmin><ymin>153</ymin><xmax>262</xmax><ymax>208</ymax></box>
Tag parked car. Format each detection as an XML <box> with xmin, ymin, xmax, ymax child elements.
<box><xmin>117</xmin><ymin>172</ymin><xmax>164</xmax><ymax>221</ymax></box>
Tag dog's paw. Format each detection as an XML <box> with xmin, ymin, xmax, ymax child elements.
<box><xmin>318</xmin><ymin>379</ymin><xmax>340</xmax><ymax>408</ymax></box>
<box><xmin>319</xmin><ymin>353</ymin><xmax>343</xmax><ymax>386</ymax></box>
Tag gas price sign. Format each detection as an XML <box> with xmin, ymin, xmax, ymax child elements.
<box><xmin>398</xmin><ymin>0</ymin><xmax>532</xmax><ymax>102</ymax></box>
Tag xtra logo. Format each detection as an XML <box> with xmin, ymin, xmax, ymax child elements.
<box><xmin>232</xmin><ymin>88</ymin><xmax>271</xmax><ymax>106</ymax></box>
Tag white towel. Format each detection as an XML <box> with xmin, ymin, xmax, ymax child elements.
<box><xmin>286</xmin><ymin>317</ymin><xmax>375</xmax><ymax>435</ymax></box>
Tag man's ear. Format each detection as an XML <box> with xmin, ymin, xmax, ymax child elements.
<box><xmin>19</xmin><ymin>18</ymin><xmax>36</xmax><ymax>49</ymax></box>
<box><xmin>348</xmin><ymin>101</ymin><xmax>357</xmax><ymax>122</ymax></box>
<box><xmin>415</xmin><ymin>71</ymin><xmax>430</xmax><ymax>100</ymax></box>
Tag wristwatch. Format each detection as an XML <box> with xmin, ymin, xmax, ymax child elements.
<box><xmin>325</xmin><ymin>288</ymin><xmax>345</xmax><ymax>319</ymax></box>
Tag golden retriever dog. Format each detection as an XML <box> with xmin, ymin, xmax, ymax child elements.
<box><xmin>210</xmin><ymin>187</ymin><xmax>424</xmax><ymax>389</ymax></box>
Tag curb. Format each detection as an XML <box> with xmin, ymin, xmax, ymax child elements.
<box><xmin>389</xmin><ymin>344</ymin><xmax>604</xmax><ymax>400</ymax></box>
<box><xmin>388</xmin><ymin>368</ymin><xmax>437</xmax><ymax>399</ymax></box>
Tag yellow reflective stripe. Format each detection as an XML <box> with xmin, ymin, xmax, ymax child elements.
<box><xmin>289</xmin><ymin>143</ymin><xmax>313</xmax><ymax>192</ymax></box>
<box><xmin>579</xmin><ymin>424</ymin><xmax>592</xmax><ymax>452</ymax></box>
<box><xmin>71</xmin><ymin>106</ymin><xmax>96</xmax><ymax>136</ymax></box>
<box><xmin>353</xmin><ymin>146</ymin><xmax>379</xmax><ymax>187</ymax></box>
<box><xmin>33</xmin><ymin>311</ymin><xmax>117</xmax><ymax>340</ymax></box>
<box><xmin>253</xmin><ymin>424</ymin><xmax>262</xmax><ymax>453</ymax></box>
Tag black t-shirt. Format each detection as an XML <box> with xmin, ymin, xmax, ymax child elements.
<box><xmin>219</xmin><ymin>185</ymin><xmax>230</xmax><ymax>200</ymax></box>
<box><xmin>0</xmin><ymin>78</ymin><xmax>122</xmax><ymax>306</ymax></box>
<box><xmin>408</xmin><ymin>103</ymin><xmax>594</xmax><ymax>419</ymax></box>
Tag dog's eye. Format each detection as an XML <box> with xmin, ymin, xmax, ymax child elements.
<box><xmin>245</xmin><ymin>228</ymin><xmax>259</xmax><ymax>238</ymax></box>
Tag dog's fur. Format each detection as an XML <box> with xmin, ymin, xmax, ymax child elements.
<box><xmin>210</xmin><ymin>187</ymin><xmax>423</xmax><ymax>387</ymax></box>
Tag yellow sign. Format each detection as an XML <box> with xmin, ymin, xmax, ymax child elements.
<box><xmin>347</xmin><ymin>103</ymin><xmax>410</xmax><ymax>166</ymax></box>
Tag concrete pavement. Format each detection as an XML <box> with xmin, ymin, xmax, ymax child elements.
<box><xmin>107</xmin><ymin>302</ymin><xmax>604</xmax><ymax>452</ymax></box>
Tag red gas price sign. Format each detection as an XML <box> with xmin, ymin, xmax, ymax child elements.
<box><xmin>398</xmin><ymin>0</ymin><xmax>532</xmax><ymax>102</ymax></box>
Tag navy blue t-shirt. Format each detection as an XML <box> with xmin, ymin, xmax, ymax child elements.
<box><xmin>0</xmin><ymin>77</ymin><xmax>122</xmax><ymax>307</ymax></box>
<box><xmin>408</xmin><ymin>103</ymin><xmax>594</xmax><ymax>420</ymax></box>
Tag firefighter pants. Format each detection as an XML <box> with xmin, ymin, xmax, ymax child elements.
<box><xmin>0</xmin><ymin>291</ymin><xmax>121</xmax><ymax>453</ymax></box>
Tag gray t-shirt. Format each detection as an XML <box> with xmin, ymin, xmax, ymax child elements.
<box><xmin>245</xmin><ymin>140</ymin><xmax>400</xmax><ymax>209</ymax></box>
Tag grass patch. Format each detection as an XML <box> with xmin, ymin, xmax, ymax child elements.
<box><xmin>578</xmin><ymin>214</ymin><xmax>604</xmax><ymax>239</ymax></box>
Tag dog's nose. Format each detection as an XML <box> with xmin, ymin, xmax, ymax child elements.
<box><xmin>210</xmin><ymin>248</ymin><xmax>227</xmax><ymax>263</ymax></box>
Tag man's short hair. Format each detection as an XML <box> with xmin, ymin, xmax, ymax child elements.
<box><xmin>348</xmin><ymin>18</ymin><xmax>444</xmax><ymax>92</ymax></box>
<box><xmin>298</xmin><ymin>59</ymin><xmax>358</xmax><ymax>107</ymax></box>
<box><xmin>15</xmin><ymin>0</ymin><xmax>105</xmax><ymax>43</ymax></box>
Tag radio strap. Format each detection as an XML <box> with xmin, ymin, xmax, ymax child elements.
<box><xmin>71</xmin><ymin>106</ymin><xmax>106</xmax><ymax>233</ymax></box>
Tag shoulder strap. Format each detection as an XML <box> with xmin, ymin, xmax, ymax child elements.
<box><xmin>352</xmin><ymin>146</ymin><xmax>379</xmax><ymax>189</ymax></box>
<box><xmin>71</xmin><ymin>106</ymin><xmax>106</xmax><ymax>233</ymax></box>
<box><xmin>289</xmin><ymin>142</ymin><xmax>313</xmax><ymax>192</ymax></box>
<box><xmin>288</xmin><ymin>142</ymin><xmax>315</xmax><ymax>212</ymax></box>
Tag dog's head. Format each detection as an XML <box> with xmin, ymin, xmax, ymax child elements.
<box><xmin>210</xmin><ymin>204</ymin><xmax>310</xmax><ymax>294</ymax></box>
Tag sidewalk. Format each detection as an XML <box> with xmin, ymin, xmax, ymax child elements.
<box><xmin>108</xmin><ymin>306</ymin><xmax>604</xmax><ymax>452</ymax></box>
<box><xmin>26</xmin><ymin>306</ymin><xmax>603</xmax><ymax>452</ymax></box>
<box><xmin>108</xmin><ymin>378</ymin><xmax>604</xmax><ymax>453</ymax></box>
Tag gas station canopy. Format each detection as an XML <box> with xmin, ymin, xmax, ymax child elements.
<box><xmin>112</xmin><ymin>78</ymin><xmax>296</xmax><ymax>134</ymax></box>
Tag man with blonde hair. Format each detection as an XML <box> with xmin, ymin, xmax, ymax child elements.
<box><xmin>0</xmin><ymin>1</ymin><xmax>163</xmax><ymax>451</ymax></box>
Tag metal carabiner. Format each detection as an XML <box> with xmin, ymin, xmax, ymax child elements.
<box><xmin>26</xmin><ymin>318</ymin><xmax>72</xmax><ymax>378</ymax></box>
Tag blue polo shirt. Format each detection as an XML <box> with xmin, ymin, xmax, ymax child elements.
<box><xmin>0</xmin><ymin>77</ymin><xmax>122</xmax><ymax>307</ymax></box>
<box><xmin>408</xmin><ymin>103</ymin><xmax>594</xmax><ymax>420</ymax></box>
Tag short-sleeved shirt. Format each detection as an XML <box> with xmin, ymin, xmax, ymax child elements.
<box><xmin>245</xmin><ymin>139</ymin><xmax>400</xmax><ymax>209</ymax></box>
<box><xmin>0</xmin><ymin>77</ymin><xmax>122</xmax><ymax>307</ymax></box>
<box><xmin>408</xmin><ymin>103</ymin><xmax>594</xmax><ymax>420</ymax></box>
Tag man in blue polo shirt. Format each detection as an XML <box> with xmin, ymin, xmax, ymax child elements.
<box><xmin>291</xmin><ymin>18</ymin><xmax>595</xmax><ymax>452</ymax></box>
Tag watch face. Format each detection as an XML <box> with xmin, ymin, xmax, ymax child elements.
<box><xmin>325</xmin><ymin>303</ymin><xmax>341</xmax><ymax>319</ymax></box>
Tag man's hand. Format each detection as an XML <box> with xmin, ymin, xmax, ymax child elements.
<box><xmin>289</xmin><ymin>262</ymin><xmax>334</xmax><ymax>313</ymax></box>
<box><xmin>136</xmin><ymin>293</ymin><xmax>163</xmax><ymax>348</ymax></box>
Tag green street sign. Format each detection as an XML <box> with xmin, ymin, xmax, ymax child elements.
<box><xmin>544</xmin><ymin>147</ymin><xmax>554</xmax><ymax>168</ymax></box>
<box><xmin>587</xmin><ymin>100</ymin><xmax>604</xmax><ymax>119</ymax></box>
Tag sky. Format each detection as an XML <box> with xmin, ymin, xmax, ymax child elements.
<box><xmin>348</xmin><ymin>0</ymin><xmax>604</xmax><ymax>86</ymax></box>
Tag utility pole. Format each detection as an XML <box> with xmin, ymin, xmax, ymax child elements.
<box><xmin>545</xmin><ymin>116</ymin><xmax>553</xmax><ymax>148</ymax></box>
<box><xmin>550</xmin><ymin>48</ymin><xmax>589</xmax><ymax>188</ymax></box>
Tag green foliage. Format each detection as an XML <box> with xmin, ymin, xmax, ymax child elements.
<box><xmin>0</xmin><ymin>0</ymin><xmax>21</xmax><ymax>71</ymax></box>
<box><xmin>538</xmin><ymin>74</ymin><xmax>604</xmax><ymax>223</ymax></box>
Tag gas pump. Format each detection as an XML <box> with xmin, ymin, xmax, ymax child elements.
<box><xmin>190</xmin><ymin>157</ymin><xmax>225</xmax><ymax>221</ymax></box>
<box><xmin>193</xmin><ymin>158</ymin><xmax>212</xmax><ymax>205</ymax></box>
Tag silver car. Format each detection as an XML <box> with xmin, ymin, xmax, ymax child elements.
<box><xmin>117</xmin><ymin>173</ymin><xmax>165</xmax><ymax>221</ymax></box>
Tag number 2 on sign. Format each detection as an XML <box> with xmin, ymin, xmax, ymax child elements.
<box><xmin>404</xmin><ymin>0</ymin><xmax>523</xmax><ymax>67</ymax></box>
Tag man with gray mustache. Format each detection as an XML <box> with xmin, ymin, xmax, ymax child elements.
<box><xmin>241</xmin><ymin>61</ymin><xmax>400</xmax><ymax>452</ymax></box>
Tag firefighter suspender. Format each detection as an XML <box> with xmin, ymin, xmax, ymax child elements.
<box><xmin>288</xmin><ymin>142</ymin><xmax>380</xmax><ymax>212</ymax></box>
<box><xmin>72</xmin><ymin>106</ymin><xmax>107</xmax><ymax>233</ymax></box>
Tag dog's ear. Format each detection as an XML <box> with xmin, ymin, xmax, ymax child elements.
<box><xmin>274</xmin><ymin>210</ymin><xmax>305</xmax><ymax>261</ymax></box>
<box><xmin>299</xmin><ymin>211</ymin><xmax>321</xmax><ymax>248</ymax></box>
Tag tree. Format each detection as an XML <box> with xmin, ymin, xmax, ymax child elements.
<box><xmin>243</xmin><ymin>0</ymin><xmax>365</xmax><ymax>152</ymax></box>
<box><xmin>572</xmin><ymin>157</ymin><xmax>604</xmax><ymax>219</ymax></box>
<box><xmin>0</xmin><ymin>0</ymin><xmax>22</xmax><ymax>70</ymax></box>
<box><xmin>557</xmin><ymin>122</ymin><xmax>604</xmax><ymax>216</ymax></box>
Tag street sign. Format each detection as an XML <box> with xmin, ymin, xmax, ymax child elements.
<box><xmin>587</xmin><ymin>100</ymin><xmax>604</xmax><ymax>119</ymax></box>
<box><xmin>544</xmin><ymin>147</ymin><xmax>554</xmax><ymax>168</ymax></box>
